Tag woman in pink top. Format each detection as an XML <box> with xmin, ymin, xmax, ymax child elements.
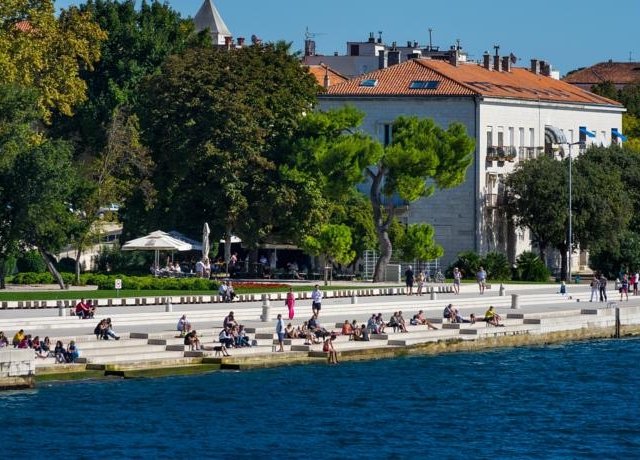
<box><xmin>285</xmin><ymin>287</ymin><xmax>295</xmax><ymax>320</ymax></box>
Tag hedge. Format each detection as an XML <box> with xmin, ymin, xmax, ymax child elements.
<box><xmin>12</xmin><ymin>272</ymin><xmax>220</xmax><ymax>291</ymax></box>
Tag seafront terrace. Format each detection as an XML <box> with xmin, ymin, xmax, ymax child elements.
<box><xmin>1</xmin><ymin>282</ymin><xmax>640</xmax><ymax>379</ymax></box>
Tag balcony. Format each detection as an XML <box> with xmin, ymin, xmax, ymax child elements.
<box><xmin>485</xmin><ymin>193</ymin><xmax>505</xmax><ymax>208</ymax></box>
<box><xmin>486</xmin><ymin>146</ymin><xmax>517</xmax><ymax>164</ymax></box>
<box><xmin>518</xmin><ymin>146</ymin><xmax>545</xmax><ymax>161</ymax></box>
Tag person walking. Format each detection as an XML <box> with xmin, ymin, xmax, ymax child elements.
<box><xmin>285</xmin><ymin>287</ymin><xmax>295</xmax><ymax>320</ymax></box>
<box><xmin>405</xmin><ymin>265</ymin><xmax>415</xmax><ymax>296</ymax></box>
<box><xmin>453</xmin><ymin>267</ymin><xmax>462</xmax><ymax>295</ymax></box>
<box><xmin>311</xmin><ymin>284</ymin><xmax>323</xmax><ymax>316</ymax></box>
<box><xmin>416</xmin><ymin>270</ymin><xmax>425</xmax><ymax>296</ymax></box>
<box><xmin>620</xmin><ymin>274</ymin><xmax>629</xmax><ymax>301</ymax></box>
<box><xmin>599</xmin><ymin>274</ymin><xmax>608</xmax><ymax>302</ymax></box>
<box><xmin>589</xmin><ymin>275</ymin><xmax>600</xmax><ymax>302</ymax></box>
<box><xmin>476</xmin><ymin>266</ymin><xmax>487</xmax><ymax>294</ymax></box>
<box><xmin>275</xmin><ymin>313</ymin><xmax>285</xmax><ymax>352</ymax></box>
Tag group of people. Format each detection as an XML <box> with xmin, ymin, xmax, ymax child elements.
<box><xmin>589</xmin><ymin>273</ymin><xmax>610</xmax><ymax>302</ymax></box>
<box><xmin>74</xmin><ymin>298</ymin><xmax>96</xmax><ymax>319</ymax></box>
<box><xmin>0</xmin><ymin>329</ymin><xmax>80</xmax><ymax>362</ymax></box>
<box><xmin>404</xmin><ymin>266</ymin><xmax>467</xmax><ymax>296</ymax></box>
<box><xmin>218</xmin><ymin>280</ymin><xmax>236</xmax><ymax>302</ymax></box>
<box><xmin>93</xmin><ymin>318</ymin><xmax>120</xmax><ymax>340</ymax></box>
<box><xmin>443</xmin><ymin>303</ymin><xmax>503</xmax><ymax>326</ymax></box>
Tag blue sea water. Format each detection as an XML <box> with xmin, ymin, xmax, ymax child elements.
<box><xmin>1</xmin><ymin>338</ymin><xmax>639</xmax><ymax>459</ymax></box>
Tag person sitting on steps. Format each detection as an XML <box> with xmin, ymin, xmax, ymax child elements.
<box><xmin>484</xmin><ymin>306</ymin><xmax>504</xmax><ymax>326</ymax></box>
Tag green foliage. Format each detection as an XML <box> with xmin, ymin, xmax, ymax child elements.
<box><xmin>302</xmin><ymin>224</ymin><xmax>356</xmax><ymax>266</ymax></box>
<box><xmin>482</xmin><ymin>252</ymin><xmax>511</xmax><ymax>280</ymax></box>
<box><xmin>93</xmin><ymin>244</ymin><xmax>151</xmax><ymax>274</ymax></box>
<box><xmin>589</xmin><ymin>231</ymin><xmax>640</xmax><ymax>278</ymax></box>
<box><xmin>513</xmin><ymin>251</ymin><xmax>551</xmax><ymax>282</ymax></box>
<box><xmin>131</xmin><ymin>43</ymin><xmax>319</xmax><ymax>247</ymax></box>
<box><xmin>394</xmin><ymin>223</ymin><xmax>444</xmax><ymax>262</ymax></box>
<box><xmin>16</xmin><ymin>251</ymin><xmax>46</xmax><ymax>273</ymax></box>
<box><xmin>0</xmin><ymin>0</ymin><xmax>107</xmax><ymax>120</ymax></box>
<box><xmin>81</xmin><ymin>273</ymin><xmax>219</xmax><ymax>291</ymax></box>
<box><xmin>446</xmin><ymin>251</ymin><xmax>482</xmax><ymax>279</ymax></box>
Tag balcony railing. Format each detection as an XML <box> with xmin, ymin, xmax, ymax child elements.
<box><xmin>518</xmin><ymin>146</ymin><xmax>545</xmax><ymax>161</ymax></box>
<box><xmin>486</xmin><ymin>146</ymin><xmax>517</xmax><ymax>163</ymax></box>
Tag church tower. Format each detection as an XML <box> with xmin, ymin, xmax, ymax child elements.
<box><xmin>194</xmin><ymin>0</ymin><xmax>232</xmax><ymax>46</ymax></box>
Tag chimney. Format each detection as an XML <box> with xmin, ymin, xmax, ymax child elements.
<box><xmin>224</xmin><ymin>36</ymin><xmax>233</xmax><ymax>49</ymax></box>
<box><xmin>502</xmin><ymin>56</ymin><xmax>511</xmax><ymax>72</ymax></box>
<box><xmin>378</xmin><ymin>49</ymin><xmax>388</xmax><ymax>69</ymax></box>
<box><xmin>407</xmin><ymin>41</ymin><xmax>412</xmax><ymax>48</ymax></box>
<box><xmin>483</xmin><ymin>52</ymin><xmax>491</xmax><ymax>70</ymax></box>
<box><xmin>368</xmin><ymin>32</ymin><xmax>375</xmax><ymax>43</ymax></box>
<box><xmin>449</xmin><ymin>48</ymin><xmax>459</xmax><ymax>67</ymax></box>
<box><xmin>541</xmin><ymin>61</ymin><xmax>552</xmax><ymax>76</ymax></box>
<box><xmin>493</xmin><ymin>54</ymin><xmax>502</xmax><ymax>72</ymax></box>
<box><xmin>388</xmin><ymin>43</ymin><xmax>401</xmax><ymax>66</ymax></box>
<box><xmin>530</xmin><ymin>58</ymin><xmax>540</xmax><ymax>74</ymax></box>
<box><xmin>323</xmin><ymin>66</ymin><xmax>330</xmax><ymax>89</ymax></box>
<box><xmin>237</xmin><ymin>37</ymin><xmax>245</xmax><ymax>47</ymax></box>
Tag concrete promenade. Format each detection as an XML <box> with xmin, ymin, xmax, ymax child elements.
<box><xmin>1</xmin><ymin>281</ymin><xmax>639</xmax><ymax>386</ymax></box>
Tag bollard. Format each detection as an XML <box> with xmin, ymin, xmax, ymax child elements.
<box><xmin>165</xmin><ymin>297</ymin><xmax>173</xmax><ymax>313</ymax></box>
<box><xmin>351</xmin><ymin>291</ymin><xmax>358</xmax><ymax>304</ymax></box>
<box><xmin>58</xmin><ymin>302</ymin><xmax>66</xmax><ymax>317</ymax></box>
<box><xmin>261</xmin><ymin>294</ymin><xmax>271</xmax><ymax>322</ymax></box>
<box><xmin>511</xmin><ymin>293</ymin><xmax>520</xmax><ymax>309</ymax></box>
<box><xmin>430</xmin><ymin>290</ymin><xmax>437</xmax><ymax>301</ymax></box>
<box><xmin>499</xmin><ymin>284</ymin><xmax>505</xmax><ymax>296</ymax></box>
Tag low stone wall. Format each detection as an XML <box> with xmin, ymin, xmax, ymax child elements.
<box><xmin>0</xmin><ymin>349</ymin><xmax>35</xmax><ymax>390</ymax></box>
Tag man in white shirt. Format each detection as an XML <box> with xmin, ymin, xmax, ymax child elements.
<box><xmin>311</xmin><ymin>284</ymin><xmax>323</xmax><ymax>315</ymax></box>
<box><xmin>195</xmin><ymin>259</ymin><xmax>205</xmax><ymax>277</ymax></box>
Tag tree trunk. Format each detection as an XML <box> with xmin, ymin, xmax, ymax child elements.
<box><xmin>373</xmin><ymin>229</ymin><xmax>392</xmax><ymax>282</ymax></box>
<box><xmin>558</xmin><ymin>243</ymin><xmax>568</xmax><ymax>282</ymax></box>
<box><xmin>224</xmin><ymin>224</ymin><xmax>232</xmax><ymax>270</ymax></box>
<box><xmin>39</xmin><ymin>248</ymin><xmax>66</xmax><ymax>289</ymax></box>
<box><xmin>0</xmin><ymin>258</ymin><xmax>6</xmax><ymax>290</ymax></box>
<box><xmin>248</xmin><ymin>248</ymin><xmax>258</xmax><ymax>275</ymax></box>
<box><xmin>75</xmin><ymin>246</ymin><xmax>82</xmax><ymax>284</ymax></box>
<box><xmin>538</xmin><ymin>241</ymin><xmax>547</xmax><ymax>267</ymax></box>
<box><xmin>369</xmin><ymin>168</ymin><xmax>392</xmax><ymax>282</ymax></box>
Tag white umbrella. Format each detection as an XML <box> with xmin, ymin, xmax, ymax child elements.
<box><xmin>219</xmin><ymin>235</ymin><xmax>242</xmax><ymax>243</ymax></box>
<box><xmin>202</xmin><ymin>223</ymin><xmax>210</xmax><ymax>260</ymax></box>
<box><xmin>122</xmin><ymin>230</ymin><xmax>192</xmax><ymax>272</ymax></box>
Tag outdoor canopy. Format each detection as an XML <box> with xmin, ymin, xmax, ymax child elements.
<box><xmin>122</xmin><ymin>230</ymin><xmax>192</xmax><ymax>270</ymax></box>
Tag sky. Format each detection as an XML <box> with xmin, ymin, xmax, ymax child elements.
<box><xmin>54</xmin><ymin>0</ymin><xmax>639</xmax><ymax>75</ymax></box>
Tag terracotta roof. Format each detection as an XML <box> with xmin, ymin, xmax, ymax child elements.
<box><xmin>305</xmin><ymin>64</ymin><xmax>349</xmax><ymax>88</ymax></box>
<box><xmin>563</xmin><ymin>61</ymin><xmax>640</xmax><ymax>86</ymax></box>
<box><xmin>324</xmin><ymin>59</ymin><xmax>621</xmax><ymax>106</ymax></box>
<box><xmin>13</xmin><ymin>20</ymin><xmax>33</xmax><ymax>33</ymax></box>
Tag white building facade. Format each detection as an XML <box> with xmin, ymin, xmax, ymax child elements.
<box><xmin>319</xmin><ymin>56</ymin><xmax>624</xmax><ymax>269</ymax></box>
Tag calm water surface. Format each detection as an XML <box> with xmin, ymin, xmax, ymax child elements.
<box><xmin>1</xmin><ymin>338</ymin><xmax>639</xmax><ymax>459</ymax></box>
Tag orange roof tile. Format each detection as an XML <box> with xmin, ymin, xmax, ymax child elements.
<box><xmin>305</xmin><ymin>64</ymin><xmax>349</xmax><ymax>88</ymax></box>
<box><xmin>325</xmin><ymin>59</ymin><xmax>621</xmax><ymax>106</ymax></box>
<box><xmin>13</xmin><ymin>20</ymin><xmax>33</xmax><ymax>33</ymax></box>
<box><xmin>563</xmin><ymin>61</ymin><xmax>640</xmax><ymax>86</ymax></box>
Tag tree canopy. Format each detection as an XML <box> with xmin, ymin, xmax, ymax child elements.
<box><xmin>0</xmin><ymin>0</ymin><xmax>106</xmax><ymax>120</ymax></box>
<box><xmin>294</xmin><ymin>108</ymin><xmax>475</xmax><ymax>281</ymax></box>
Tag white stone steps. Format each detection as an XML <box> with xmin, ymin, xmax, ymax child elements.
<box><xmin>80</xmin><ymin>350</ymin><xmax>186</xmax><ymax>364</ymax></box>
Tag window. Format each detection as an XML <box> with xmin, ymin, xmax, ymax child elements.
<box><xmin>383</xmin><ymin>123</ymin><xmax>392</xmax><ymax>146</ymax></box>
<box><xmin>579</xmin><ymin>126</ymin><xmax>587</xmax><ymax>146</ymax></box>
<box><xmin>486</xmin><ymin>127</ymin><xmax>493</xmax><ymax>147</ymax></box>
<box><xmin>497</xmin><ymin>130</ymin><xmax>504</xmax><ymax>147</ymax></box>
<box><xmin>350</xmin><ymin>44</ymin><xmax>359</xmax><ymax>56</ymax></box>
<box><xmin>359</xmin><ymin>79</ymin><xmax>378</xmax><ymax>87</ymax></box>
<box><xmin>529</xmin><ymin>128</ymin><xmax>535</xmax><ymax>147</ymax></box>
<box><xmin>409</xmin><ymin>80</ymin><xmax>439</xmax><ymax>89</ymax></box>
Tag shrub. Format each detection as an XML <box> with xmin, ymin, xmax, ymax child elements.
<box><xmin>446</xmin><ymin>251</ymin><xmax>482</xmax><ymax>279</ymax></box>
<box><xmin>56</xmin><ymin>257</ymin><xmax>77</xmax><ymax>273</ymax></box>
<box><xmin>514</xmin><ymin>251</ymin><xmax>551</xmax><ymax>282</ymax></box>
<box><xmin>16</xmin><ymin>250</ymin><xmax>47</xmax><ymax>273</ymax></box>
<box><xmin>482</xmin><ymin>252</ymin><xmax>511</xmax><ymax>281</ymax></box>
